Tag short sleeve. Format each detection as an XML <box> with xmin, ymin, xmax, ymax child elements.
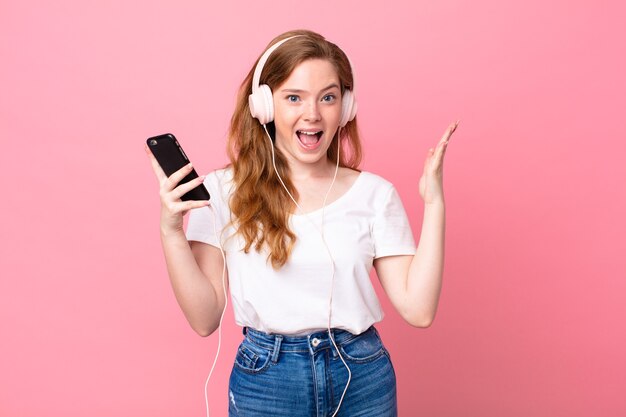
<box><xmin>185</xmin><ymin>170</ymin><xmax>229</xmax><ymax>248</ymax></box>
<box><xmin>372</xmin><ymin>185</ymin><xmax>416</xmax><ymax>258</ymax></box>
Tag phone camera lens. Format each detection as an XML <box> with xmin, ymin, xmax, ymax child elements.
<box><xmin>149</xmin><ymin>139</ymin><xmax>157</xmax><ymax>146</ymax></box>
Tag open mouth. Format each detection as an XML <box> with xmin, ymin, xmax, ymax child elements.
<box><xmin>296</xmin><ymin>130</ymin><xmax>323</xmax><ymax>149</ymax></box>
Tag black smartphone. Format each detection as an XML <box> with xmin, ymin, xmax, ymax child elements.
<box><xmin>146</xmin><ymin>133</ymin><xmax>210</xmax><ymax>201</ymax></box>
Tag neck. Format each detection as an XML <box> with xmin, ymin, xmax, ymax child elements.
<box><xmin>287</xmin><ymin>158</ymin><xmax>337</xmax><ymax>182</ymax></box>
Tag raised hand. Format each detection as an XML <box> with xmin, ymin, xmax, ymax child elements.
<box><xmin>418</xmin><ymin>121</ymin><xmax>459</xmax><ymax>205</ymax></box>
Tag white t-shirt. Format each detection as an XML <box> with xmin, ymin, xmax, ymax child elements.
<box><xmin>185</xmin><ymin>168</ymin><xmax>416</xmax><ymax>335</ymax></box>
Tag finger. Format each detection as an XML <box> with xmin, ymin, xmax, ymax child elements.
<box><xmin>430</xmin><ymin>136</ymin><xmax>450</xmax><ymax>169</ymax></box>
<box><xmin>438</xmin><ymin>120</ymin><xmax>459</xmax><ymax>146</ymax></box>
<box><xmin>164</xmin><ymin>162</ymin><xmax>195</xmax><ymax>192</ymax></box>
<box><xmin>433</xmin><ymin>120</ymin><xmax>458</xmax><ymax>163</ymax></box>
<box><xmin>145</xmin><ymin>144</ymin><xmax>168</xmax><ymax>183</ymax></box>
<box><xmin>180</xmin><ymin>199</ymin><xmax>211</xmax><ymax>215</ymax></box>
<box><xmin>434</xmin><ymin>141</ymin><xmax>448</xmax><ymax>167</ymax></box>
<box><xmin>171</xmin><ymin>175</ymin><xmax>207</xmax><ymax>200</ymax></box>
<box><xmin>167</xmin><ymin>200</ymin><xmax>210</xmax><ymax>220</ymax></box>
<box><xmin>164</xmin><ymin>193</ymin><xmax>210</xmax><ymax>214</ymax></box>
<box><xmin>424</xmin><ymin>148</ymin><xmax>435</xmax><ymax>171</ymax></box>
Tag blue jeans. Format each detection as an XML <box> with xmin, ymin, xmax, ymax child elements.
<box><xmin>228</xmin><ymin>325</ymin><xmax>397</xmax><ymax>416</ymax></box>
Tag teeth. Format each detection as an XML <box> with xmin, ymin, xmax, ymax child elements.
<box><xmin>298</xmin><ymin>131</ymin><xmax>320</xmax><ymax>135</ymax></box>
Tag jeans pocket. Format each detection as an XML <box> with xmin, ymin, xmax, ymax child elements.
<box><xmin>233</xmin><ymin>339</ymin><xmax>273</xmax><ymax>374</ymax></box>
<box><xmin>339</xmin><ymin>327</ymin><xmax>385</xmax><ymax>363</ymax></box>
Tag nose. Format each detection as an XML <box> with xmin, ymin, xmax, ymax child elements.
<box><xmin>303</xmin><ymin>99</ymin><xmax>321</xmax><ymax>122</ymax></box>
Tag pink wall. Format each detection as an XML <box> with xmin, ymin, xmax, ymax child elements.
<box><xmin>2</xmin><ymin>0</ymin><xmax>625</xmax><ymax>416</ymax></box>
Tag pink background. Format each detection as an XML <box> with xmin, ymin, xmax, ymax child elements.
<box><xmin>1</xmin><ymin>0</ymin><xmax>625</xmax><ymax>416</ymax></box>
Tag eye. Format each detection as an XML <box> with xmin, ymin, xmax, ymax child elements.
<box><xmin>287</xmin><ymin>95</ymin><xmax>300</xmax><ymax>103</ymax></box>
<box><xmin>322</xmin><ymin>94</ymin><xmax>336</xmax><ymax>103</ymax></box>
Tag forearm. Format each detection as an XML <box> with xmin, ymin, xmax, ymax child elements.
<box><xmin>406</xmin><ymin>201</ymin><xmax>446</xmax><ymax>326</ymax></box>
<box><xmin>160</xmin><ymin>227</ymin><xmax>222</xmax><ymax>336</ymax></box>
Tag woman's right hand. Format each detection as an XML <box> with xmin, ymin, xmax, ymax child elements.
<box><xmin>145</xmin><ymin>143</ymin><xmax>210</xmax><ymax>234</ymax></box>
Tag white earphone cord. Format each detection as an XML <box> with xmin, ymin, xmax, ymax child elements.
<box><xmin>203</xmin><ymin>128</ymin><xmax>351</xmax><ymax>417</ymax></box>
<box><xmin>204</xmin><ymin>205</ymin><xmax>227</xmax><ymax>417</ymax></box>
<box><xmin>262</xmin><ymin>124</ymin><xmax>352</xmax><ymax>417</ymax></box>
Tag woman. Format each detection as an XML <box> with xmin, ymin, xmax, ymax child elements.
<box><xmin>145</xmin><ymin>29</ymin><xmax>457</xmax><ymax>416</ymax></box>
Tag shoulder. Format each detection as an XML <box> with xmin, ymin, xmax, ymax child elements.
<box><xmin>354</xmin><ymin>170</ymin><xmax>395</xmax><ymax>191</ymax></box>
<box><xmin>208</xmin><ymin>166</ymin><xmax>233</xmax><ymax>181</ymax></box>
<box><xmin>205</xmin><ymin>166</ymin><xmax>234</xmax><ymax>188</ymax></box>
<box><xmin>337</xmin><ymin>167</ymin><xmax>391</xmax><ymax>185</ymax></box>
<box><xmin>338</xmin><ymin>168</ymin><xmax>398</xmax><ymax>209</ymax></box>
<box><xmin>336</xmin><ymin>166</ymin><xmax>361</xmax><ymax>186</ymax></box>
<box><xmin>338</xmin><ymin>166</ymin><xmax>360</xmax><ymax>178</ymax></box>
<box><xmin>203</xmin><ymin>167</ymin><xmax>235</xmax><ymax>208</ymax></box>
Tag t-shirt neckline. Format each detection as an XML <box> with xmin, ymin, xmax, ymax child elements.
<box><xmin>291</xmin><ymin>171</ymin><xmax>364</xmax><ymax>217</ymax></box>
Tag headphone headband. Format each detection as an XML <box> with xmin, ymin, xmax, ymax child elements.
<box><xmin>251</xmin><ymin>36</ymin><xmax>302</xmax><ymax>96</ymax></box>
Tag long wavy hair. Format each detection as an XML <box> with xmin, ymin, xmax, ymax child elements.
<box><xmin>226</xmin><ymin>29</ymin><xmax>362</xmax><ymax>269</ymax></box>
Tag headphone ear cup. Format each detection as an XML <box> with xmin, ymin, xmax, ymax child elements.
<box><xmin>339</xmin><ymin>90</ymin><xmax>357</xmax><ymax>127</ymax></box>
<box><xmin>249</xmin><ymin>84</ymin><xmax>275</xmax><ymax>124</ymax></box>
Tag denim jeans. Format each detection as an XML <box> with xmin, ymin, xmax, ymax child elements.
<box><xmin>228</xmin><ymin>325</ymin><xmax>397</xmax><ymax>416</ymax></box>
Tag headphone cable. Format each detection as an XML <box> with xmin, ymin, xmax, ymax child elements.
<box><xmin>262</xmin><ymin>125</ymin><xmax>352</xmax><ymax>417</ymax></box>
<box><xmin>204</xmin><ymin>204</ymin><xmax>228</xmax><ymax>417</ymax></box>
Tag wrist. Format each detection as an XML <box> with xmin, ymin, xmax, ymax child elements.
<box><xmin>160</xmin><ymin>224</ymin><xmax>185</xmax><ymax>239</ymax></box>
<box><xmin>424</xmin><ymin>198</ymin><xmax>445</xmax><ymax>208</ymax></box>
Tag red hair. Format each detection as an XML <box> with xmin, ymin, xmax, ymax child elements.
<box><xmin>226</xmin><ymin>30</ymin><xmax>362</xmax><ymax>269</ymax></box>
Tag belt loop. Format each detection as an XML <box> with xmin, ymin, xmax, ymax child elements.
<box><xmin>271</xmin><ymin>335</ymin><xmax>283</xmax><ymax>364</ymax></box>
<box><xmin>242</xmin><ymin>326</ymin><xmax>247</xmax><ymax>335</ymax></box>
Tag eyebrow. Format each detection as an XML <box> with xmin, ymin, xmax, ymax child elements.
<box><xmin>280</xmin><ymin>83</ymin><xmax>340</xmax><ymax>94</ymax></box>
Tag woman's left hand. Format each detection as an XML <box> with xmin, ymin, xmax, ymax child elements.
<box><xmin>418</xmin><ymin>120</ymin><xmax>459</xmax><ymax>204</ymax></box>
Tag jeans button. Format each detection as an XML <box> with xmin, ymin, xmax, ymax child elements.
<box><xmin>311</xmin><ymin>338</ymin><xmax>320</xmax><ymax>347</ymax></box>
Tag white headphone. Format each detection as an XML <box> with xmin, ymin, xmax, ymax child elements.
<box><xmin>248</xmin><ymin>35</ymin><xmax>358</xmax><ymax>127</ymax></box>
